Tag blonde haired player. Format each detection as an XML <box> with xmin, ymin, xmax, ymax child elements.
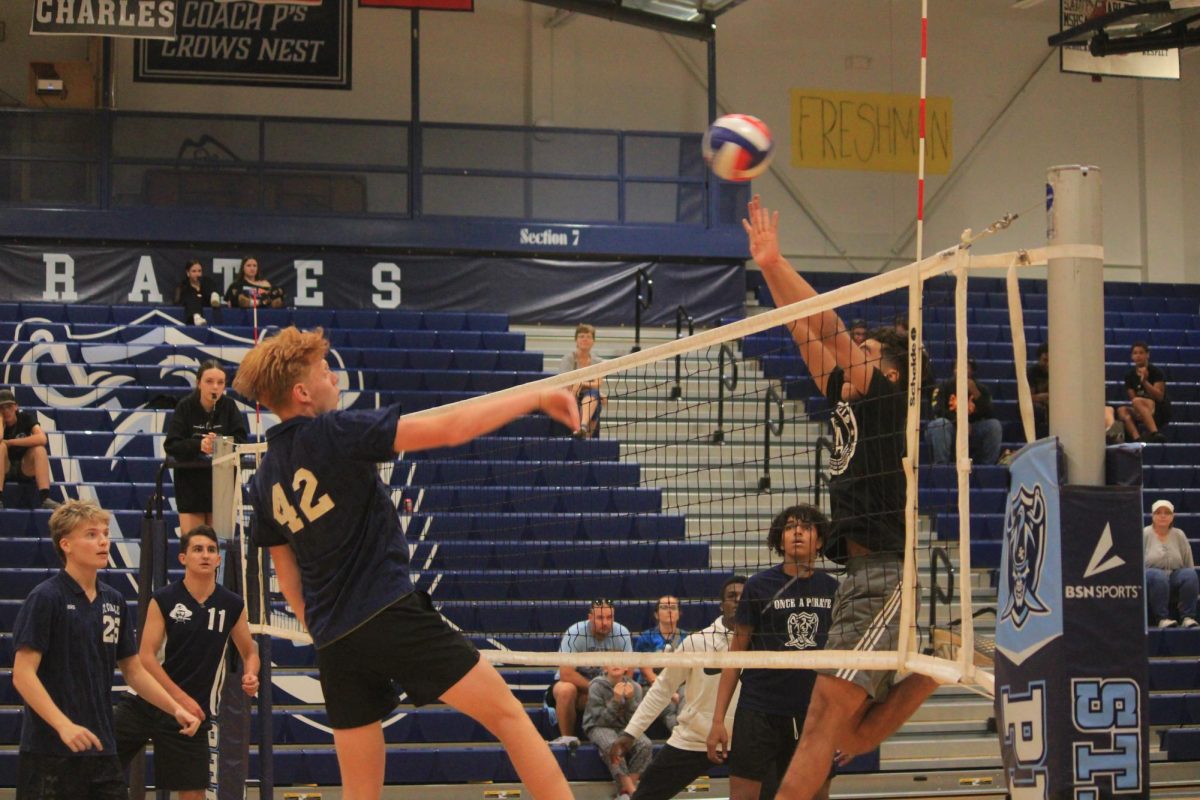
<box><xmin>233</xmin><ymin>327</ymin><xmax>578</xmax><ymax>800</ymax></box>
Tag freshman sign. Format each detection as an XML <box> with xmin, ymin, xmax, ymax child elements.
<box><xmin>789</xmin><ymin>89</ymin><xmax>952</xmax><ymax>174</ymax></box>
<box><xmin>134</xmin><ymin>0</ymin><xmax>350</xmax><ymax>89</ymax></box>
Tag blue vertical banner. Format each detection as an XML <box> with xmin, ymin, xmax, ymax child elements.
<box><xmin>995</xmin><ymin>438</ymin><xmax>1149</xmax><ymax>799</ymax></box>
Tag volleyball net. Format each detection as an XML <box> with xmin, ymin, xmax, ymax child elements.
<box><xmin>228</xmin><ymin>226</ymin><xmax>1100</xmax><ymax>700</ymax></box>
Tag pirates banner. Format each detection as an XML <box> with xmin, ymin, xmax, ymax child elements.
<box><xmin>0</xmin><ymin>244</ymin><xmax>743</xmax><ymax>326</ymax></box>
<box><xmin>30</xmin><ymin>0</ymin><xmax>177</xmax><ymax>39</ymax></box>
<box><xmin>996</xmin><ymin>437</ymin><xmax>1149</xmax><ymax>799</ymax></box>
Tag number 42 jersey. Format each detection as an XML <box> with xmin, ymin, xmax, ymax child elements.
<box><xmin>248</xmin><ymin>405</ymin><xmax>415</xmax><ymax>649</ymax></box>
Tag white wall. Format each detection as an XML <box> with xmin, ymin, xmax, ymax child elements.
<box><xmin>1</xmin><ymin>0</ymin><xmax>1195</xmax><ymax>282</ymax></box>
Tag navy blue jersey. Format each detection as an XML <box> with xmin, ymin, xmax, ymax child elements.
<box><xmin>248</xmin><ymin>405</ymin><xmax>414</xmax><ymax>648</ymax></box>
<box><xmin>734</xmin><ymin>565</ymin><xmax>838</xmax><ymax>717</ymax></box>
<box><xmin>12</xmin><ymin>572</ymin><xmax>137</xmax><ymax>755</ymax></box>
<box><xmin>154</xmin><ymin>581</ymin><xmax>244</xmax><ymax>715</ymax></box>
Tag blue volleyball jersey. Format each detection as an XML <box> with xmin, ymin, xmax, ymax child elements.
<box><xmin>734</xmin><ymin>564</ymin><xmax>838</xmax><ymax>717</ymax></box>
<box><xmin>153</xmin><ymin>581</ymin><xmax>244</xmax><ymax>715</ymax></box>
<box><xmin>248</xmin><ymin>404</ymin><xmax>414</xmax><ymax>649</ymax></box>
<box><xmin>12</xmin><ymin>572</ymin><xmax>137</xmax><ymax>756</ymax></box>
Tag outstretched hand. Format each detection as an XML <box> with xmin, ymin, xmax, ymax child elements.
<box><xmin>742</xmin><ymin>194</ymin><xmax>782</xmax><ymax>269</ymax></box>
<box><xmin>538</xmin><ymin>388</ymin><xmax>581</xmax><ymax>432</ymax></box>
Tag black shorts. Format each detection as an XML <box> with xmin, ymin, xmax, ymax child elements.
<box><xmin>316</xmin><ymin>590</ymin><xmax>480</xmax><ymax>729</ymax></box>
<box><xmin>727</xmin><ymin>704</ymin><xmax>805</xmax><ymax>783</ymax></box>
<box><xmin>114</xmin><ymin>695</ymin><xmax>210</xmax><ymax>792</ymax></box>
<box><xmin>17</xmin><ymin>752</ymin><xmax>128</xmax><ymax>800</ymax></box>
<box><xmin>5</xmin><ymin>456</ymin><xmax>32</xmax><ymax>482</ymax></box>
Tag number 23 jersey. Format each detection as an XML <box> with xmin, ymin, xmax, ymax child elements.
<box><xmin>249</xmin><ymin>405</ymin><xmax>415</xmax><ymax>649</ymax></box>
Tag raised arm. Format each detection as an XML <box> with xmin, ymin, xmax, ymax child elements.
<box><xmin>743</xmin><ymin>196</ymin><xmax>871</xmax><ymax>396</ymax></box>
<box><xmin>394</xmin><ymin>387</ymin><xmax>579</xmax><ymax>453</ymax></box>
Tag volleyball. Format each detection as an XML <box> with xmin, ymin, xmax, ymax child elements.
<box><xmin>702</xmin><ymin>114</ymin><xmax>774</xmax><ymax>182</ymax></box>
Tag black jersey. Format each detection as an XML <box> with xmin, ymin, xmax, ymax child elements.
<box><xmin>734</xmin><ymin>565</ymin><xmax>838</xmax><ymax>718</ymax></box>
<box><xmin>154</xmin><ymin>581</ymin><xmax>244</xmax><ymax>715</ymax></box>
<box><xmin>824</xmin><ymin>366</ymin><xmax>906</xmax><ymax>562</ymax></box>
<box><xmin>248</xmin><ymin>404</ymin><xmax>414</xmax><ymax>648</ymax></box>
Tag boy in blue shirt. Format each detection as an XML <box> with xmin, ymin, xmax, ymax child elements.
<box><xmin>707</xmin><ymin>504</ymin><xmax>838</xmax><ymax>800</ymax></box>
<box><xmin>233</xmin><ymin>326</ymin><xmax>578</xmax><ymax>800</ymax></box>
<box><xmin>12</xmin><ymin>499</ymin><xmax>201</xmax><ymax>800</ymax></box>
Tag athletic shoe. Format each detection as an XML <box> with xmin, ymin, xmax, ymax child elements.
<box><xmin>40</xmin><ymin>497</ymin><xmax>61</xmax><ymax>510</ymax></box>
<box><xmin>549</xmin><ymin>735</ymin><xmax>580</xmax><ymax>747</ymax></box>
<box><xmin>1158</xmin><ymin>618</ymin><xmax>1178</xmax><ymax>628</ymax></box>
<box><xmin>1146</xmin><ymin>431</ymin><xmax>1167</xmax><ymax>443</ymax></box>
<box><xmin>1182</xmin><ymin>617</ymin><xmax>1198</xmax><ymax>628</ymax></box>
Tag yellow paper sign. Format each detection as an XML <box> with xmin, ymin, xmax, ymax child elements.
<box><xmin>790</xmin><ymin>90</ymin><xmax>952</xmax><ymax>174</ymax></box>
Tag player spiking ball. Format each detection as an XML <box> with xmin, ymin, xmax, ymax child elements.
<box><xmin>233</xmin><ymin>327</ymin><xmax>578</xmax><ymax>800</ymax></box>
<box><xmin>742</xmin><ymin>196</ymin><xmax>942</xmax><ymax>799</ymax></box>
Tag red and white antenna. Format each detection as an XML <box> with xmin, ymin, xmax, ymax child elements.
<box><xmin>916</xmin><ymin>0</ymin><xmax>929</xmax><ymax>262</ymax></box>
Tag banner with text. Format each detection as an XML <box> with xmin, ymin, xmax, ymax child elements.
<box><xmin>789</xmin><ymin>89</ymin><xmax>952</xmax><ymax>174</ymax></box>
<box><xmin>134</xmin><ymin>0</ymin><xmax>350</xmax><ymax>89</ymax></box>
<box><xmin>0</xmin><ymin>246</ymin><xmax>743</xmax><ymax>326</ymax></box>
<box><xmin>359</xmin><ymin>0</ymin><xmax>472</xmax><ymax>8</ymax></box>
<box><xmin>995</xmin><ymin>438</ymin><xmax>1149</xmax><ymax>799</ymax></box>
<box><xmin>31</xmin><ymin>0</ymin><xmax>177</xmax><ymax>38</ymax></box>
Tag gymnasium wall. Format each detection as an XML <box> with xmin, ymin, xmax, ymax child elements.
<box><xmin>1</xmin><ymin>0</ymin><xmax>1197</xmax><ymax>283</ymax></box>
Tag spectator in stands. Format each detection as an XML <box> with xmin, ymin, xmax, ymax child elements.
<box><xmin>12</xmin><ymin>500</ymin><xmax>200</xmax><ymax>799</ymax></box>
<box><xmin>225</xmin><ymin>256</ymin><xmax>285</xmax><ymax>309</ymax></box>
<box><xmin>0</xmin><ymin>388</ymin><xmax>60</xmax><ymax>510</ymax></box>
<box><xmin>164</xmin><ymin>361</ymin><xmax>248</xmax><ymax>534</ymax></box>
<box><xmin>1144</xmin><ymin>499</ymin><xmax>1198</xmax><ymax>629</ymax></box>
<box><xmin>1028</xmin><ymin>342</ymin><xmax>1050</xmax><ymax>439</ymax></box>
<box><xmin>634</xmin><ymin>595</ymin><xmax>687</xmax><ymax>733</ymax></box>
<box><xmin>548</xmin><ymin>599</ymin><xmax>633</xmax><ymax>745</ymax></box>
<box><xmin>584</xmin><ymin>666</ymin><xmax>651</xmax><ymax>800</ymax></box>
<box><xmin>557</xmin><ymin>323</ymin><xmax>607</xmax><ymax>439</ymax></box>
<box><xmin>707</xmin><ymin>505</ymin><xmax>838</xmax><ymax>800</ymax></box>
<box><xmin>1118</xmin><ymin>341</ymin><xmax>1170</xmax><ymax>444</ymax></box>
<box><xmin>1024</xmin><ymin>344</ymin><xmax>1123</xmax><ymax>446</ymax></box>
<box><xmin>174</xmin><ymin>259</ymin><xmax>221</xmax><ymax>327</ymax></box>
<box><xmin>894</xmin><ymin>313</ymin><xmax>935</xmax><ymax>418</ymax></box>
<box><xmin>610</xmin><ymin>575</ymin><xmax>747</xmax><ymax>800</ymax></box>
<box><xmin>925</xmin><ymin>357</ymin><xmax>1003</xmax><ymax>465</ymax></box>
<box><xmin>849</xmin><ymin>320</ymin><xmax>868</xmax><ymax>346</ymax></box>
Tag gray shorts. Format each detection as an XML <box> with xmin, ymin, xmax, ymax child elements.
<box><xmin>819</xmin><ymin>553</ymin><xmax>903</xmax><ymax>701</ymax></box>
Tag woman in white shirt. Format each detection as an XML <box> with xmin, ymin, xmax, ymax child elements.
<box><xmin>1144</xmin><ymin>499</ymin><xmax>1198</xmax><ymax>628</ymax></box>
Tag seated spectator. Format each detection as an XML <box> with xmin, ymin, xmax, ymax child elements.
<box><xmin>225</xmin><ymin>256</ymin><xmax>285</xmax><ymax>309</ymax></box>
<box><xmin>164</xmin><ymin>361</ymin><xmax>248</xmax><ymax>534</ymax></box>
<box><xmin>634</xmin><ymin>595</ymin><xmax>687</xmax><ymax>733</ymax></box>
<box><xmin>610</xmin><ymin>576</ymin><xmax>747</xmax><ymax>800</ymax></box>
<box><xmin>1118</xmin><ymin>341</ymin><xmax>1169</xmax><ymax>443</ymax></box>
<box><xmin>584</xmin><ymin>666</ymin><xmax>651</xmax><ymax>800</ymax></box>
<box><xmin>174</xmin><ymin>259</ymin><xmax>221</xmax><ymax>327</ymax></box>
<box><xmin>557</xmin><ymin>323</ymin><xmax>607</xmax><ymax>439</ymax></box>
<box><xmin>0</xmin><ymin>388</ymin><xmax>60</xmax><ymax>509</ymax></box>
<box><xmin>1028</xmin><ymin>342</ymin><xmax>1050</xmax><ymax>439</ymax></box>
<box><xmin>924</xmin><ymin>357</ymin><xmax>1003</xmax><ymax>465</ymax></box>
<box><xmin>1144</xmin><ymin>499</ymin><xmax>1197</xmax><ymax>629</ymax></box>
<box><xmin>547</xmin><ymin>599</ymin><xmax>632</xmax><ymax>745</ymax></box>
<box><xmin>848</xmin><ymin>319</ymin><xmax>868</xmax><ymax>346</ymax></box>
<box><xmin>894</xmin><ymin>314</ymin><xmax>935</xmax><ymax>418</ymax></box>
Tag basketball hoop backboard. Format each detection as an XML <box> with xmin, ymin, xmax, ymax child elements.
<box><xmin>1051</xmin><ymin>0</ymin><xmax>1200</xmax><ymax>79</ymax></box>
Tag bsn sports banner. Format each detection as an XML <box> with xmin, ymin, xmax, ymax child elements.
<box><xmin>995</xmin><ymin>438</ymin><xmax>1149</xmax><ymax>799</ymax></box>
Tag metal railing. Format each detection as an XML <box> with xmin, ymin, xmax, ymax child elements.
<box><xmin>710</xmin><ymin>342</ymin><xmax>738</xmax><ymax>444</ymax></box>
<box><xmin>632</xmin><ymin>268</ymin><xmax>654</xmax><ymax>352</ymax></box>
<box><xmin>757</xmin><ymin>386</ymin><xmax>786</xmax><ymax>492</ymax></box>
<box><xmin>669</xmin><ymin>304</ymin><xmax>695</xmax><ymax>400</ymax></box>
